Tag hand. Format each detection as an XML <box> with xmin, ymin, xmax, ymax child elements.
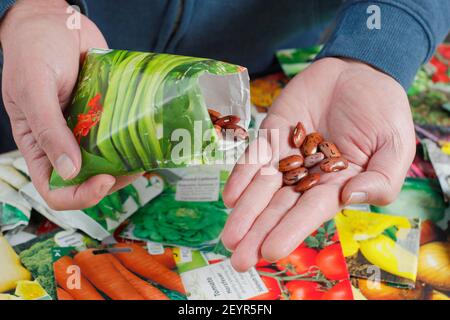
<box><xmin>1</xmin><ymin>0</ymin><xmax>137</xmax><ymax>210</ymax></box>
<box><xmin>222</xmin><ymin>57</ymin><xmax>416</xmax><ymax>271</ymax></box>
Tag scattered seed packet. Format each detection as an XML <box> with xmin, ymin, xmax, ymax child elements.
<box><xmin>187</xmin><ymin>220</ymin><xmax>354</xmax><ymax>300</ymax></box>
<box><xmin>51</xmin><ymin>243</ymin><xmax>186</xmax><ymax>300</ymax></box>
<box><xmin>120</xmin><ymin>166</ymin><xmax>231</xmax><ymax>250</ymax></box>
<box><xmin>336</xmin><ymin>210</ymin><xmax>420</xmax><ymax>289</ymax></box>
<box><xmin>20</xmin><ymin>175</ymin><xmax>164</xmax><ymax>240</ymax></box>
<box><xmin>6</xmin><ymin>229</ymin><xmax>97</xmax><ymax>300</ymax></box>
<box><xmin>276</xmin><ymin>45</ymin><xmax>323</xmax><ymax>78</ymax></box>
<box><xmin>50</xmin><ymin>49</ymin><xmax>251</xmax><ymax>188</ymax></box>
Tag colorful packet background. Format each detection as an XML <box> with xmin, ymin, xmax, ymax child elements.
<box><xmin>336</xmin><ymin>210</ymin><xmax>420</xmax><ymax>288</ymax></box>
<box><xmin>51</xmin><ymin>243</ymin><xmax>186</xmax><ymax>301</ymax></box>
<box><xmin>119</xmin><ymin>167</ymin><xmax>231</xmax><ymax>251</ymax></box>
<box><xmin>195</xmin><ymin>220</ymin><xmax>354</xmax><ymax>300</ymax></box>
<box><xmin>3</xmin><ymin>229</ymin><xmax>98</xmax><ymax>300</ymax></box>
<box><xmin>50</xmin><ymin>49</ymin><xmax>250</xmax><ymax>188</ymax></box>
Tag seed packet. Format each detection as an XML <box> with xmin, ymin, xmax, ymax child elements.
<box><xmin>181</xmin><ymin>220</ymin><xmax>354</xmax><ymax>300</ymax></box>
<box><xmin>276</xmin><ymin>45</ymin><xmax>323</xmax><ymax>78</ymax></box>
<box><xmin>351</xmin><ymin>218</ymin><xmax>450</xmax><ymax>300</ymax></box>
<box><xmin>336</xmin><ymin>210</ymin><xmax>420</xmax><ymax>289</ymax></box>
<box><xmin>7</xmin><ymin>229</ymin><xmax>96</xmax><ymax>300</ymax></box>
<box><xmin>50</xmin><ymin>49</ymin><xmax>251</xmax><ymax>188</ymax></box>
<box><xmin>250</xmin><ymin>72</ymin><xmax>289</xmax><ymax>110</ymax></box>
<box><xmin>371</xmin><ymin>177</ymin><xmax>449</xmax><ymax>227</ymax></box>
<box><xmin>20</xmin><ymin>175</ymin><xmax>164</xmax><ymax>240</ymax></box>
<box><xmin>51</xmin><ymin>242</ymin><xmax>186</xmax><ymax>300</ymax></box>
<box><xmin>422</xmin><ymin>139</ymin><xmax>450</xmax><ymax>202</ymax></box>
<box><xmin>0</xmin><ymin>165</ymin><xmax>31</xmax><ymax>233</ymax></box>
<box><xmin>119</xmin><ymin>167</ymin><xmax>231</xmax><ymax>250</ymax></box>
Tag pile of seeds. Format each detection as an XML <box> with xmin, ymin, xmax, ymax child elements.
<box><xmin>279</xmin><ymin>122</ymin><xmax>348</xmax><ymax>193</ymax></box>
<box><xmin>208</xmin><ymin>109</ymin><xmax>248</xmax><ymax>140</ymax></box>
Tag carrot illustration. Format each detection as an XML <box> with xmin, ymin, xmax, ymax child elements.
<box><xmin>113</xmin><ymin>243</ymin><xmax>185</xmax><ymax>294</ymax></box>
<box><xmin>74</xmin><ymin>249</ymin><xmax>145</xmax><ymax>300</ymax></box>
<box><xmin>53</xmin><ymin>256</ymin><xmax>104</xmax><ymax>300</ymax></box>
<box><xmin>56</xmin><ymin>287</ymin><xmax>75</xmax><ymax>300</ymax></box>
<box><xmin>152</xmin><ymin>247</ymin><xmax>176</xmax><ymax>270</ymax></box>
<box><xmin>106</xmin><ymin>255</ymin><xmax>169</xmax><ymax>300</ymax></box>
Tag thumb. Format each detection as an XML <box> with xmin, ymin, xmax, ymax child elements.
<box><xmin>341</xmin><ymin>141</ymin><xmax>414</xmax><ymax>206</ymax></box>
<box><xmin>24</xmin><ymin>79</ymin><xmax>81</xmax><ymax>180</ymax></box>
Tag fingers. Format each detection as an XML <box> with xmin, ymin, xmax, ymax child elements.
<box><xmin>222</xmin><ymin>136</ymin><xmax>272</xmax><ymax>208</ymax></box>
<box><xmin>221</xmin><ymin>167</ymin><xmax>283</xmax><ymax>251</ymax></box>
<box><xmin>230</xmin><ymin>187</ymin><xmax>300</xmax><ymax>272</ymax></box>
<box><xmin>14</xmin><ymin>128</ymin><xmax>116</xmax><ymax>210</ymax></box>
<box><xmin>18</xmin><ymin>74</ymin><xmax>82</xmax><ymax>181</ymax></box>
<box><xmin>341</xmin><ymin>138</ymin><xmax>415</xmax><ymax>206</ymax></box>
<box><xmin>261</xmin><ymin>183</ymin><xmax>342</xmax><ymax>262</ymax></box>
<box><xmin>107</xmin><ymin>173</ymin><xmax>143</xmax><ymax>194</ymax></box>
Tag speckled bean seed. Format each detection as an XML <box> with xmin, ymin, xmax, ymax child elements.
<box><xmin>283</xmin><ymin>167</ymin><xmax>308</xmax><ymax>186</ymax></box>
<box><xmin>214</xmin><ymin>115</ymin><xmax>241</xmax><ymax>127</ymax></box>
<box><xmin>304</xmin><ymin>152</ymin><xmax>325</xmax><ymax>168</ymax></box>
<box><xmin>295</xmin><ymin>173</ymin><xmax>321</xmax><ymax>193</ymax></box>
<box><xmin>291</xmin><ymin>122</ymin><xmax>307</xmax><ymax>148</ymax></box>
<box><xmin>319</xmin><ymin>141</ymin><xmax>341</xmax><ymax>158</ymax></box>
<box><xmin>301</xmin><ymin>132</ymin><xmax>324</xmax><ymax>156</ymax></box>
<box><xmin>208</xmin><ymin>109</ymin><xmax>222</xmax><ymax>122</ymax></box>
<box><xmin>278</xmin><ymin>155</ymin><xmax>304</xmax><ymax>172</ymax></box>
<box><xmin>222</xmin><ymin>123</ymin><xmax>248</xmax><ymax>140</ymax></box>
<box><xmin>320</xmin><ymin>157</ymin><xmax>348</xmax><ymax>173</ymax></box>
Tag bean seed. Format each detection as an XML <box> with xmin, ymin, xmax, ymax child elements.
<box><xmin>222</xmin><ymin>123</ymin><xmax>248</xmax><ymax>140</ymax></box>
<box><xmin>301</xmin><ymin>132</ymin><xmax>323</xmax><ymax>156</ymax></box>
<box><xmin>208</xmin><ymin>109</ymin><xmax>222</xmax><ymax>122</ymax></box>
<box><xmin>320</xmin><ymin>157</ymin><xmax>348</xmax><ymax>173</ymax></box>
<box><xmin>295</xmin><ymin>173</ymin><xmax>321</xmax><ymax>192</ymax></box>
<box><xmin>319</xmin><ymin>141</ymin><xmax>341</xmax><ymax>158</ymax></box>
<box><xmin>304</xmin><ymin>152</ymin><xmax>325</xmax><ymax>168</ymax></box>
<box><xmin>215</xmin><ymin>115</ymin><xmax>241</xmax><ymax>127</ymax></box>
<box><xmin>278</xmin><ymin>155</ymin><xmax>304</xmax><ymax>172</ymax></box>
<box><xmin>292</xmin><ymin>122</ymin><xmax>307</xmax><ymax>148</ymax></box>
<box><xmin>214</xmin><ymin>125</ymin><xmax>223</xmax><ymax>138</ymax></box>
<box><xmin>283</xmin><ymin>167</ymin><xmax>308</xmax><ymax>185</ymax></box>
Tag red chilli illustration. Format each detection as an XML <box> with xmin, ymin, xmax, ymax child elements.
<box><xmin>73</xmin><ymin>93</ymin><xmax>103</xmax><ymax>144</ymax></box>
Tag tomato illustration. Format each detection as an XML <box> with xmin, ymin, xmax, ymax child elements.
<box><xmin>321</xmin><ymin>280</ymin><xmax>353</xmax><ymax>300</ymax></box>
<box><xmin>255</xmin><ymin>258</ymin><xmax>272</xmax><ymax>268</ymax></box>
<box><xmin>286</xmin><ymin>280</ymin><xmax>323</xmax><ymax>300</ymax></box>
<box><xmin>276</xmin><ymin>247</ymin><xmax>318</xmax><ymax>276</ymax></box>
<box><xmin>250</xmin><ymin>268</ymin><xmax>281</xmax><ymax>300</ymax></box>
<box><xmin>315</xmin><ymin>244</ymin><xmax>348</xmax><ymax>280</ymax></box>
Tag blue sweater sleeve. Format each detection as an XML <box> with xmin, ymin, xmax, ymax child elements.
<box><xmin>317</xmin><ymin>0</ymin><xmax>450</xmax><ymax>90</ymax></box>
<box><xmin>0</xmin><ymin>0</ymin><xmax>87</xmax><ymax>18</ymax></box>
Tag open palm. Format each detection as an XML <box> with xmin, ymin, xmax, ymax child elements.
<box><xmin>222</xmin><ymin>58</ymin><xmax>416</xmax><ymax>271</ymax></box>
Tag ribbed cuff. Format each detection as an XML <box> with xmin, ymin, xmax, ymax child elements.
<box><xmin>0</xmin><ymin>0</ymin><xmax>87</xmax><ymax>20</ymax></box>
<box><xmin>0</xmin><ymin>0</ymin><xmax>16</xmax><ymax>20</ymax></box>
<box><xmin>317</xmin><ymin>1</ymin><xmax>430</xmax><ymax>90</ymax></box>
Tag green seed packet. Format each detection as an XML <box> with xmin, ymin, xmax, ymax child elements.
<box><xmin>50</xmin><ymin>49</ymin><xmax>250</xmax><ymax>188</ymax></box>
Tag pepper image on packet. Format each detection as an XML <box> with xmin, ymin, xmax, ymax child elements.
<box><xmin>335</xmin><ymin>210</ymin><xmax>420</xmax><ymax>289</ymax></box>
<box><xmin>50</xmin><ymin>49</ymin><xmax>250</xmax><ymax>188</ymax></box>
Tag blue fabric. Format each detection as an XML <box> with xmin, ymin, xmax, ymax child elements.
<box><xmin>0</xmin><ymin>0</ymin><xmax>449</xmax><ymax>152</ymax></box>
<box><xmin>317</xmin><ymin>0</ymin><xmax>450</xmax><ymax>89</ymax></box>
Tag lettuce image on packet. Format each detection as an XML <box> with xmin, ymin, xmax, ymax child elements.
<box><xmin>50</xmin><ymin>49</ymin><xmax>250</xmax><ymax>187</ymax></box>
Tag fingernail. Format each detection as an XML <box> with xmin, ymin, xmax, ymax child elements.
<box><xmin>346</xmin><ymin>192</ymin><xmax>368</xmax><ymax>205</ymax></box>
<box><xmin>55</xmin><ymin>154</ymin><xmax>76</xmax><ymax>180</ymax></box>
<box><xmin>98</xmin><ymin>180</ymin><xmax>115</xmax><ymax>197</ymax></box>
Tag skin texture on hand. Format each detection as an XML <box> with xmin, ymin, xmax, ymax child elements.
<box><xmin>0</xmin><ymin>0</ymin><xmax>138</xmax><ymax>210</ymax></box>
<box><xmin>222</xmin><ymin>57</ymin><xmax>416</xmax><ymax>272</ymax></box>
